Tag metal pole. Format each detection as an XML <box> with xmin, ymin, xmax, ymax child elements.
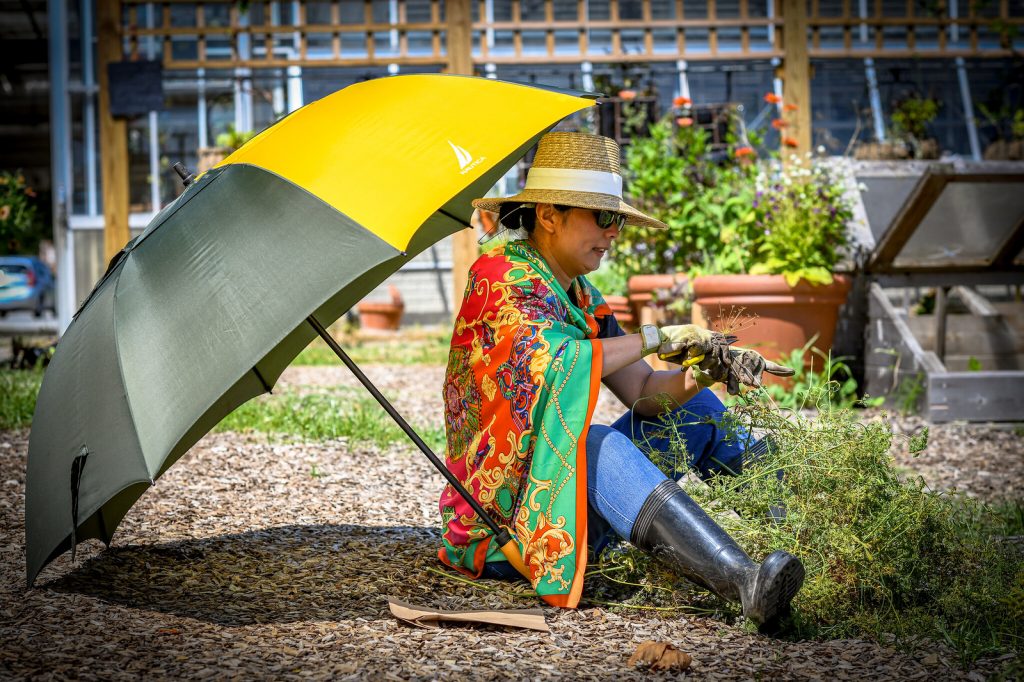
<box><xmin>49</xmin><ymin>0</ymin><xmax>76</xmax><ymax>333</ymax></box>
<box><xmin>305</xmin><ymin>315</ymin><xmax>530</xmax><ymax>579</ymax></box>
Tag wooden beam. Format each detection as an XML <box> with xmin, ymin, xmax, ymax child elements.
<box><xmin>98</xmin><ymin>0</ymin><xmax>130</xmax><ymax>265</ymax></box>
<box><xmin>781</xmin><ymin>0</ymin><xmax>812</xmax><ymax>157</ymax></box>
<box><xmin>868</xmin><ymin>166</ymin><xmax>953</xmax><ymax>271</ymax></box>
<box><xmin>446</xmin><ymin>0</ymin><xmax>477</xmax><ymax>319</ymax></box>
<box><xmin>951</xmin><ymin>286</ymin><xmax>1001</xmax><ymax>318</ymax></box>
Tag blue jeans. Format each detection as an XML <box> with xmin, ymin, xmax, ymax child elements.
<box><xmin>481</xmin><ymin>389</ymin><xmax>756</xmax><ymax>581</ymax></box>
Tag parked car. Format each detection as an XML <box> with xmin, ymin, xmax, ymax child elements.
<box><xmin>0</xmin><ymin>256</ymin><xmax>55</xmax><ymax>317</ymax></box>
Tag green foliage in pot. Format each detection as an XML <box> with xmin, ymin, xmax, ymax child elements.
<box><xmin>215</xmin><ymin>124</ymin><xmax>256</xmax><ymax>151</ymax></box>
<box><xmin>610</xmin><ymin>95</ymin><xmax>854</xmax><ymax>287</ymax></box>
<box><xmin>609</xmin><ymin>113</ymin><xmax>761</xmax><ymax>282</ymax></box>
<box><xmin>747</xmin><ymin>159</ymin><xmax>853</xmax><ymax>286</ymax></box>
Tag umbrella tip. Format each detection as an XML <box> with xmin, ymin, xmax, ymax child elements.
<box><xmin>173</xmin><ymin>162</ymin><xmax>196</xmax><ymax>187</ymax></box>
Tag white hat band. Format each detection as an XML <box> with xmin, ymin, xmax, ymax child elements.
<box><xmin>523</xmin><ymin>167</ymin><xmax>623</xmax><ymax>198</ymax></box>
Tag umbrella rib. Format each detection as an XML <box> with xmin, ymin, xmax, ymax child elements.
<box><xmin>305</xmin><ymin>315</ymin><xmax>531</xmax><ymax>580</ymax></box>
<box><xmin>437</xmin><ymin>209</ymin><xmax>471</xmax><ymax>229</ymax></box>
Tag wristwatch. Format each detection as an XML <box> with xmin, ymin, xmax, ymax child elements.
<box><xmin>639</xmin><ymin>324</ymin><xmax>662</xmax><ymax>356</ymax></box>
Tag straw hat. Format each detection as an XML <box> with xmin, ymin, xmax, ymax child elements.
<box><xmin>472</xmin><ymin>132</ymin><xmax>667</xmax><ymax>230</ymax></box>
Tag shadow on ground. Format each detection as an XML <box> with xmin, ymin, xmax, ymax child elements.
<box><xmin>45</xmin><ymin>524</ymin><xmax>468</xmax><ymax>626</ymax></box>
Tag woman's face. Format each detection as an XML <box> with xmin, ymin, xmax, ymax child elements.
<box><xmin>540</xmin><ymin>205</ymin><xmax>623</xmax><ymax>283</ymax></box>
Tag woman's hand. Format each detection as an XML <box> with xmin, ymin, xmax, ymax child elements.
<box><xmin>654</xmin><ymin>324</ymin><xmax>722</xmax><ymax>361</ymax></box>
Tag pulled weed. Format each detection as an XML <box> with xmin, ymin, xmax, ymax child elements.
<box><xmin>592</xmin><ymin>386</ymin><xmax>1022</xmax><ymax>664</ymax></box>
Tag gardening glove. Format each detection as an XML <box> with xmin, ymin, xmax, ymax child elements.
<box><xmin>694</xmin><ymin>346</ymin><xmax>795</xmax><ymax>395</ymax></box>
<box><xmin>651</xmin><ymin>324</ymin><xmax>721</xmax><ymax>362</ymax></box>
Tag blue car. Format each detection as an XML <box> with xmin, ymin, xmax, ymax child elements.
<box><xmin>0</xmin><ymin>256</ymin><xmax>56</xmax><ymax>317</ymax></box>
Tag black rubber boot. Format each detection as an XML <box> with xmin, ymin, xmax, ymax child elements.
<box><xmin>631</xmin><ymin>479</ymin><xmax>805</xmax><ymax>630</ymax></box>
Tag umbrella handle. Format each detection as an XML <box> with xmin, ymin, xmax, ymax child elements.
<box><xmin>496</xmin><ymin>533</ymin><xmax>532</xmax><ymax>581</ymax></box>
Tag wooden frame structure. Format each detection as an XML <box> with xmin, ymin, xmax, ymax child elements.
<box><xmin>858</xmin><ymin>161</ymin><xmax>1024</xmax><ymax>422</ymax></box>
<box><xmin>101</xmin><ymin>0</ymin><xmax>1022</xmax><ymax>321</ymax></box>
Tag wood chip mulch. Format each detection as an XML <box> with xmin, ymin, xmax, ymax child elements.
<box><xmin>1</xmin><ymin>363</ymin><xmax>1019</xmax><ymax>680</ymax></box>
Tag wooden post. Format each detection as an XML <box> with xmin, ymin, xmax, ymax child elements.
<box><xmin>781</xmin><ymin>0</ymin><xmax>812</xmax><ymax>158</ymax></box>
<box><xmin>934</xmin><ymin>286</ymin><xmax>948</xmax><ymax>362</ymax></box>
<box><xmin>98</xmin><ymin>0</ymin><xmax>131</xmax><ymax>264</ymax></box>
<box><xmin>447</xmin><ymin>0</ymin><xmax>477</xmax><ymax>316</ymax></box>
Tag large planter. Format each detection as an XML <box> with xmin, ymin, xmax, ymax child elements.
<box><xmin>357</xmin><ymin>285</ymin><xmax>405</xmax><ymax>331</ymax></box>
<box><xmin>691</xmin><ymin>274</ymin><xmax>852</xmax><ymax>366</ymax></box>
<box><xmin>603</xmin><ymin>294</ymin><xmax>635</xmax><ymax>330</ymax></box>
<box><xmin>627</xmin><ymin>273</ymin><xmax>687</xmax><ymax>325</ymax></box>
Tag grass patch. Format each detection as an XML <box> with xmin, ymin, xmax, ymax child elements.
<box><xmin>294</xmin><ymin>328</ymin><xmax>451</xmax><ymax>366</ymax></box>
<box><xmin>0</xmin><ymin>369</ymin><xmax>42</xmax><ymax>429</ymax></box>
<box><xmin>215</xmin><ymin>390</ymin><xmax>445</xmax><ymax>451</ymax></box>
<box><xmin>591</xmin><ymin>388</ymin><xmax>1022</xmax><ymax>666</ymax></box>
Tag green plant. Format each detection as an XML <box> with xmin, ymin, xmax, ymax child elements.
<box><xmin>591</xmin><ymin>403</ymin><xmax>1023</xmax><ymax>665</ymax></box>
<box><xmin>756</xmin><ymin>337</ymin><xmax>882</xmax><ymax>411</ymax></box>
<box><xmin>0</xmin><ymin>170</ymin><xmax>41</xmax><ymax>253</ymax></box>
<box><xmin>215</xmin><ymin>388</ymin><xmax>445</xmax><ymax>450</ymax></box>
<box><xmin>0</xmin><ymin>368</ymin><xmax>43</xmax><ymax>430</ymax></box>
<box><xmin>891</xmin><ymin>94</ymin><xmax>940</xmax><ymax>142</ymax></box>
<box><xmin>611</xmin><ymin>95</ymin><xmax>853</xmax><ymax>287</ymax></box>
<box><xmin>892</xmin><ymin>371</ymin><xmax>926</xmax><ymax>416</ymax></box>
<box><xmin>215</xmin><ymin>124</ymin><xmax>256</xmax><ymax>151</ymax></box>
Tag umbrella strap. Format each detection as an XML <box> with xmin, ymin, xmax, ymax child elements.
<box><xmin>69</xmin><ymin>447</ymin><xmax>89</xmax><ymax>562</ymax></box>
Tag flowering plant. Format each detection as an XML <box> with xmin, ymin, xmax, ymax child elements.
<box><xmin>0</xmin><ymin>170</ymin><xmax>40</xmax><ymax>253</ymax></box>
<box><xmin>609</xmin><ymin>93</ymin><xmax>853</xmax><ymax>287</ymax></box>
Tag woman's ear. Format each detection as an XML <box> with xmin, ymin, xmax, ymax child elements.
<box><xmin>534</xmin><ymin>203</ymin><xmax>561</xmax><ymax>235</ymax></box>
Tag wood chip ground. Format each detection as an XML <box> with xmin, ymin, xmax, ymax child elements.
<box><xmin>2</xmin><ymin>363</ymin><xmax>1019</xmax><ymax>679</ymax></box>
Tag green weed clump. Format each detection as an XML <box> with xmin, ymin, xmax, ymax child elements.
<box><xmin>0</xmin><ymin>369</ymin><xmax>42</xmax><ymax>429</ymax></box>
<box><xmin>594</xmin><ymin>388</ymin><xmax>1022</xmax><ymax>664</ymax></box>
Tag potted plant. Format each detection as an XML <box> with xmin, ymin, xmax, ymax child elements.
<box><xmin>979</xmin><ymin>104</ymin><xmax>1024</xmax><ymax>160</ymax></box>
<box><xmin>357</xmin><ymin>284</ymin><xmax>405</xmax><ymax>331</ymax></box>
<box><xmin>610</xmin><ymin>93</ymin><xmax>855</xmax><ymax>366</ymax></box>
<box><xmin>854</xmin><ymin>94</ymin><xmax>941</xmax><ymax>160</ymax></box>
<box><xmin>198</xmin><ymin>124</ymin><xmax>256</xmax><ymax>172</ymax></box>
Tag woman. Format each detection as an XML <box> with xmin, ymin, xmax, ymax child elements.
<box><xmin>438</xmin><ymin>132</ymin><xmax>803</xmax><ymax>628</ymax></box>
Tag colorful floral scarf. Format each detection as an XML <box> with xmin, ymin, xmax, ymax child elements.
<box><xmin>438</xmin><ymin>239</ymin><xmax>609</xmax><ymax>607</ymax></box>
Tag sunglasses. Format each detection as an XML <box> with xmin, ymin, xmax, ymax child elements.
<box><xmin>590</xmin><ymin>209</ymin><xmax>627</xmax><ymax>230</ymax></box>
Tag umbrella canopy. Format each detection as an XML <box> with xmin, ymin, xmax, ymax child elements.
<box><xmin>27</xmin><ymin>75</ymin><xmax>592</xmax><ymax>585</ymax></box>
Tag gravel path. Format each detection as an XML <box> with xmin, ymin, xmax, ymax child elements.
<box><xmin>1</xmin><ymin>364</ymin><xmax>1020</xmax><ymax>680</ymax></box>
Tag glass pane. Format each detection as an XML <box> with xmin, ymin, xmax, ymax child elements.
<box><xmin>127</xmin><ymin>115</ymin><xmax>153</xmax><ymax>213</ymax></box>
<box><xmin>159</xmin><ymin>87</ymin><xmax>200</xmax><ymax>205</ymax></box>
<box><xmin>893</xmin><ymin>182</ymin><xmax>1024</xmax><ymax>268</ymax></box>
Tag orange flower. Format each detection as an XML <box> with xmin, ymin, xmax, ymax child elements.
<box><xmin>734</xmin><ymin>146</ymin><xmax>755</xmax><ymax>157</ymax></box>
<box><xmin>673</xmin><ymin>95</ymin><xmax>692</xmax><ymax>107</ymax></box>
<box><xmin>782</xmin><ymin>136</ymin><xmax>800</xmax><ymax>147</ymax></box>
<box><xmin>618</xmin><ymin>89</ymin><xmax>637</xmax><ymax>100</ymax></box>
<box><xmin>0</xmin><ymin>205</ymin><xmax>10</xmax><ymax>221</ymax></box>
<box><xmin>764</xmin><ymin>92</ymin><xmax>782</xmax><ymax>104</ymax></box>
<box><xmin>676</xmin><ymin>117</ymin><xmax>694</xmax><ymax>127</ymax></box>
<box><xmin>784</xmin><ymin>103</ymin><xmax>799</xmax><ymax>112</ymax></box>
<box><xmin>24</xmin><ymin>187</ymin><xmax>36</xmax><ymax>198</ymax></box>
<box><xmin>771</xmin><ymin>119</ymin><xmax>789</xmax><ymax>130</ymax></box>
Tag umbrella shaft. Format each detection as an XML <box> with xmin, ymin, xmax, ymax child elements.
<box><xmin>305</xmin><ymin>315</ymin><xmax>510</xmax><ymax>543</ymax></box>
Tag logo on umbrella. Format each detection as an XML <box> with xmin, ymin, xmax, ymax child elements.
<box><xmin>448</xmin><ymin>140</ymin><xmax>486</xmax><ymax>175</ymax></box>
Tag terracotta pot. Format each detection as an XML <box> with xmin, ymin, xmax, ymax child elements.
<box><xmin>627</xmin><ymin>273</ymin><xmax>686</xmax><ymax>324</ymax></box>
<box><xmin>357</xmin><ymin>285</ymin><xmax>405</xmax><ymax>331</ymax></box>
<box><xmin>691</xmin><ymin>274</ymin><xmax>852</xmax><ymax>366</ymax></box>
<box><xmin>603</xmin><ymin>294</ymin><xmax>635</xmax><ymax>330</ymax></box>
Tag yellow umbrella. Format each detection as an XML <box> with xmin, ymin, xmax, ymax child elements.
<box><xmin>26</xmin><ymin>75</ymin><xmax>593</xmax><ymax>585</ymax></box>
